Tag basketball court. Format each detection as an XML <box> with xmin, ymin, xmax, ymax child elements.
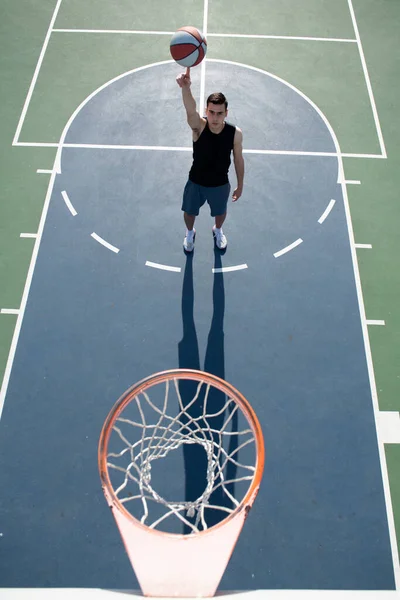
<box><xmin>1</xmin><ymin>0</ymin><xmax>400</xmax><ymax>598</ymax></box>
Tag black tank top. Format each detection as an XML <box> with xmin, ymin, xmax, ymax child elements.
<box><xmin>189</xmin><ymin>120</ymin><xmax>236</xmax><ymax>187</ymax></box>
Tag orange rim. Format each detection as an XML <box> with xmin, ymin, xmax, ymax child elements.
<box><xmin>98</xmin><ymin>368</ymin><xmax>265</xmax><ymax>538</ymax></box>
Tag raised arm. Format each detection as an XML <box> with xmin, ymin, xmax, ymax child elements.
<box><xmin>176</xmin><ymin>67</ymin><xmax>204</xmax><ymax>134</ymax></box>
<box><xmin>232</xmin><ymin>127</ymin><xmax>244</xmax><ymax>201</ymax></box>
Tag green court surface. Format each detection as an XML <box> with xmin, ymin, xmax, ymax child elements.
<box><xmin>0</xmin><ymin>0</ymin><xmax>399</xmax><ymax>593</ymax></box>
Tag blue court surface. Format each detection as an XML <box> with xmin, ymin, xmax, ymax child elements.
<box><xmin>0</xmin><ymin>61</ymin><xmax>398</xmax><ymax>597</ymax></box>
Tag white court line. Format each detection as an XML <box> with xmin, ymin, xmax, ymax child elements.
<box><xmin>15</xmin><ymin>142</ymin><xmax>59</xmax><ymax>147</ymax></box>
<box><xmin>145</xmin><ymin>261</ymin><xmax>181</xmax><ymax>273</ymax></box>
<box><xmin>12</xmin><ymin>141</ymin><xmax>387</xmax><ymax>160</ymax></box>
<box><xmin>61</xmin><ymin>190</ymin><xmax>77</xmax><ymax>216</ymax></box>
<box><xmin>366</xmin><ymin>320</ymin><xmax>386</xmax><ymax>326</ymax></box>
<box><xmin>64</xmin><ymin>144</ymin><xmax>192</xmax><ymax>151</ymax></box>
<box><xmin>53</xmin><ymin>29</ymin><xmax>175</xmax><ymax>34</ymax></box>
<box><xmin>318</xmin><ymin>199</ymin><xmax>336</xmax><ymax>224</ymax></box>
<box><xmin>347</xmin><ymin>0</ymin><xmax>387</xmax><ymax>158</ymax></box>
<box><xmin>199</xmin><ymin>0</ymin><xmax>209</xmax><ymax>117</ymax></box>
<box><xmin>36</xmin><ymin>169</ymin><xmax>52</xmax><ymax>174</ymax></box>
<box><xmin>91</xmin><ymin>233</ymin><xmax>120</xmax><ymax>254</ymax></box>
<box><xmin>345</xmin><ymin>180</ymin><xmax>361</xmax><ymax>184</ymax></box>
<box><xmin>208</xmin><ymin>33</ymin><xmax>356</xmax><ymax>43</ymax></box>
<box><xmin>273</xmin><ymin>238</ymin><xmax>303</xmax><ymax>258</ymax></box>
<box><xmin>340</xmin><ymin>164</ymin><xmax>400</xmax><ymax>587</ymax></box>
<box><xmin>0</xmin><ymin>167</ymin><xmax>59</xmax><ymax>421</ymax></box>
<box><xmin>52</xmin><ymin>28</ymin><xmax>356</xmax><ymax>43</ymax></box>
<box><xmin>355</xmin><ymin>243</ymin><xmax>372</xmax><ymax>249</ymax></box>
<box><xmin>12</xmin><ymin>0</ymin><xmax>64</xmax><ymax>145</ymax></box>
<box><xmin>0</xmin><ymin>309</ymin><xmax>20</xmax><ymax>315</ymax></box>
<box><xmin>212</xmin><ymin>264</ymin><xmax>248</xmax><ymax>273</ymax></box>
<box><xmin>20</xmin><ymin>233</ymin><xmax>37</xmax><ymax>239</ymax></box>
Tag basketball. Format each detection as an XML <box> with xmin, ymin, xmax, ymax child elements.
<box><xmin>170</xmin><ymin>26</ymin><xmax>207</xmax><ymax>68</ymax></box>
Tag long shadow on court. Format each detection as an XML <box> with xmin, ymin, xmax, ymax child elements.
<box><xmin>178</xmin><ymin>250</ymin><xmax>238</xmax><ymax>533</ymax></box>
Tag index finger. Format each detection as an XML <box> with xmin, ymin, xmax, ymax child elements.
<box><xmin>185</xmin><ymin>67</ymin><xmax>190</xmax><ymax>77</ymax></box>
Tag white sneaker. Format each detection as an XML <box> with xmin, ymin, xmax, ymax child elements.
<box><xmin>183</xmin><ymin>229</ymin><xmax>196</xmax><ymax>252</ymax></box>
<box><xmin>213</xmin><ymin>226</ymin><xmax>227</xmax><ymax>250</ymax></box>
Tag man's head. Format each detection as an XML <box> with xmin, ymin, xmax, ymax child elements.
<box><xmin>205</xmin><ymin>93</ymin><xmax>228</xmax><ymax>132</ymax></box>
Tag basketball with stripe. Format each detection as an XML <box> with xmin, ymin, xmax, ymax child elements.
<box><xmin>170</xmin><ymin>26</ymin><xmax>207</xmax><ymax>67</ymax></box>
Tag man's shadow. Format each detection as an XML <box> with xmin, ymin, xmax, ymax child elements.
<box><xmin>178</xmin><ymin>249</ymin><xmax>238</xmax><ymax>532</ymax></box>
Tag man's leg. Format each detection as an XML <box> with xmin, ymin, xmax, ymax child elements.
<box><xmin>183</xmin><ymin>212</ymin><xmax>196</xmax><ymax>252</ymax></box>
<box><xmin>184</xmin><ymin>212</ymin><xmax>196</xmax><ymax>231</ymax></box>
<box><xmin>210</xmin><ymin>184</ymin><xmax>230</xmax><ymax>249</ymax></box>
<box><xmin>182</xmin><ymin>181</ymin><xmax>202</xmax><ymax>252</ymax></box>
<box><xmin>214</xmin><ymin>212</ymin><xmax>226</xmax><ymax>229</ymax></box>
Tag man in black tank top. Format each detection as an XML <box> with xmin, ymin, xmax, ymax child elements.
<box><xmin>176</xmin><ymin>68</ymin><xmax>244</xmax><ymax>252</ymax></box>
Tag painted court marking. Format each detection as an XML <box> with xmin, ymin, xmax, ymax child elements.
<box><xmin>12</xmin><ymin>0</ymin><xmax>63</xmax><ymax>145</ymax></box>
<box><xmin>378</xmin><ymin>412</ymin><xmax>400</xmax><ymax>444</ymax></box>
<box><xmin>20</xmin><ymin>233</ymin><xmax>38</xmax><ymax>239</ymax></box>
<box><xmin>37</xmin><ymin>169</ymin><xmax>53</xmax><ymax>174</ymax></box>
<box><xmin>347</xmin><ymin>0</ymin><xmax>387</xmax><ymax>158</ymax></box>
<box><xmin>355</xmin><ymin>243</ymin><xmax>372</xmax><ymax>249</ymax></box>
<box><xmin>4</xmin><ymin>56</ymin><xmax>399</xmax><ymax>589</ymax></box>
<box><xmin>318</xmin><ymin>199</ymin><xmax>336</xmax><ymax>224</ymax></box>
<box><xmin>345</xmin><ymin>180</ymin><xmax>361</xmax><ymax>185</ymax></box>
<box><xmin>0</xmin><ymin>309</ymin><xmax>20</xmax><ymax>315</ymax></box>
<box><xmin>212</xmin><ymin>264</ymin><xmax>248</xmax><ymax>273</ymax></box>
<box><xmin>91</xmin><ymin>232</ymin><xmax>120</xmax><ymax>254</ymax></box>
<box><xmin>366</xmin><ymin>320</ymin><xmax>385</xmax><ymax>326</ymax></box>
<box><xmin>61</xmin><ymin>190</ymin><xmax>77</xmax><ymax>216</ymax></box>
<box><xmin>145</xmin><ymin>261</ymin><xmax>181</xmax><ymax>273</ymax></box>
<box><xmin>273</xmin><ymin>238</ymin><xmax>303</xmax><ymax>258</ymax></box>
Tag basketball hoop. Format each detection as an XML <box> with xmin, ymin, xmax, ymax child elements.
<box><xmin>98</xmin><ymin>369</ymin><xmax>265</xmax><ymax>597</ymax></box>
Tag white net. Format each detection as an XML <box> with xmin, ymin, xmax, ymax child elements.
<box><xmin>106</xmin><ymin>377</ymin><xmax>257</xmax><ymax>534</ymax></box>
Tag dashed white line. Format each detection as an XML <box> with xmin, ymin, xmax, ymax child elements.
<box><xmin>20</xmin><ymin>233</ymin><xmax>38</xmax><ymax>239</ymax></box>
<box><xmin>37</xmin><ymin>169</ymin><xmax>52</xmax><ymax>174</ymax></box>
<box><xmin>273</xmin><ymin>238</ymin><xmax>303</xmax><ymax>258</ymax></box>
<box><xmin>61</xmin><ymin>190</ymin><xmax>77</xmax><ymax>216</ymax></box>
<box><xmin>318</xmin><ymin>199</ymin><xmax>336</xmax><ymax>224</ymax></box>
<box><xmin>366</xmin><ymin>320</ymin><xmax>385</xmax><ymax>326</ymax></box>
<box><xmin>91</xmin><ymin>233</ymin><xmax>120</xmax><ymax>254</ymax></box>
<box><xmin>145</xmin><ymin>261</ymin><xmax>181</xmax><ymax>272</ymax></box>
<box><xmin>355</xmin><ymin>243</ymin><xmax>372</xmax><ymax>249</ymax></box>
<box><xmin>212</xmin><ymin>264</ymin><xmax>248</xmax><ymax>273</ymax></box>
<box><xmin>345</xmin><ymin>180</ymin><xmax>361</xmax><ymax>184</ymax></box>
<box><xmin>1</xmin><ymin>309</ymin><xmax>20</xmax><ymax>315</ymax></box>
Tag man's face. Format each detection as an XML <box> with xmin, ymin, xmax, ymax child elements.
<box><xmin>206</xmin><ymin>102</ymin><xmax>227</xmax><ymax>131</ymax></box>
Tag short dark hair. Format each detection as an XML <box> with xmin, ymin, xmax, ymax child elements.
<box><xmin>206</xmin><ymin>92</ymin><xmax>228</xmax><ymax>110</ymax></box>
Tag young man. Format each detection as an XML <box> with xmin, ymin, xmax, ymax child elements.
<box><xmin>176</xmin><ymin>67</ymin><xmax>244</xmax><ymax>251</ymax></box>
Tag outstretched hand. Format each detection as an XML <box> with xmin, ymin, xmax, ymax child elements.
<box><xmin>176</xmin><ymin>67</ymin><xmax>191</xmax><ymax>88</ymax></box>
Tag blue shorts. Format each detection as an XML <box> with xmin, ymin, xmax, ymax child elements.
<box><xmin>181</xmin><ymin>180</ymin><xmax>230</xmax><ymax>217</ymax></box>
